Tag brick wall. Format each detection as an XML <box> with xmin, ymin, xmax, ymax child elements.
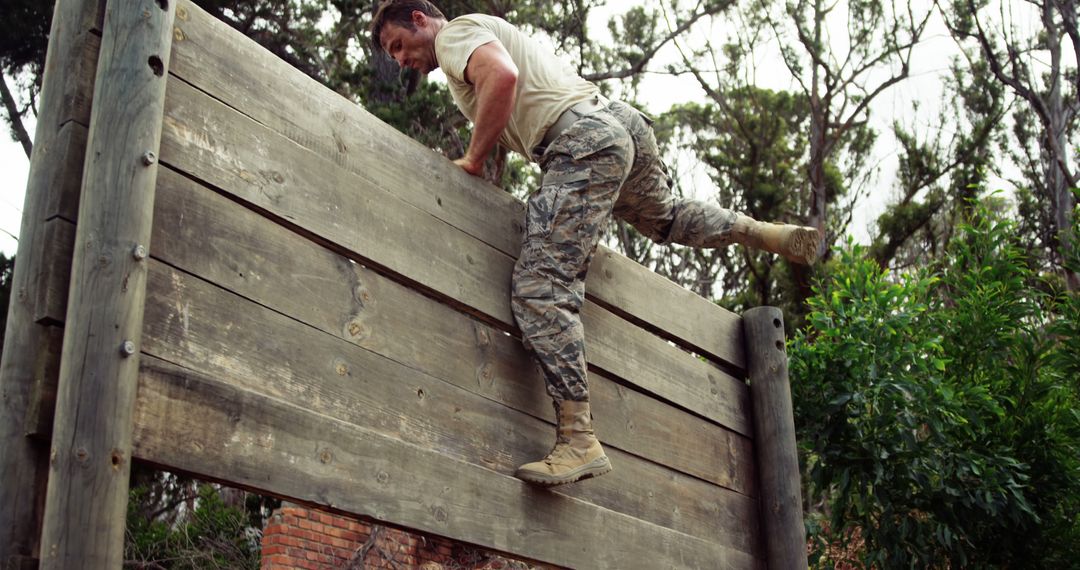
<box><xmin>260</xmin><ymin>506</ymin><xmax>552</xmax><ymax>570</ymax></box>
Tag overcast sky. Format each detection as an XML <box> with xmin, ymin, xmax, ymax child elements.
<box><xmin>0</xmin><ymin>0</ymin><xmax>1031</xmax><ymax>259</ymax></box>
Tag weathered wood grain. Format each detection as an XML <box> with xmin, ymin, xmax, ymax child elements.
<box><xmin>744</xmin><ymin>307</ymin><xmax>807</xmax><ymax>570</ymax></box>
<box><xmin>33</xmin><ymin>218</ymin><xmax>76</xmax><ymax>325</ymax></box>
<box><xmin>140</xmin><ymin>258</ymin><xmax>760</xmax><ymax>554</ymax></box>
<box><xmin>589</xmin><ymin>249</ymin><xmax>746</xmax><ymax>370</ymax></box>
<box><xmin>39</xmin><ymin>0</ymin><xmax>176</xmax><ymax>567</ymax></box>
<box><xmin>152</xmin><ymin>163</ymin><xmax>752</xmax><ymax>445</ymax></box>
<box><xmin>24</xmin><ymin>326</ymin><xmax>65</xmax><ymax>439</ymax></box>
<box><xmin>166</xmin><ymin>0</ymin><xmax>745</xmax><ymax>371</ymax></box>
<box><xmin>132</xmin><ymin>355</ymin><xmax>763</xmax><ymax>570</ymax></box>
<box><xmin>0</xmin><ymin>0</ymin><xmax>103</xmax><ymax>565</ymax></box>
<box><xmin>158</xmin><ymin>77</ymin><xmax>750</xmax><ymax>435</ymax></box>
<box><xmin>46</xmin><ymin>104</ymin><xmax>92</xmax><ymax>224</ymax></box>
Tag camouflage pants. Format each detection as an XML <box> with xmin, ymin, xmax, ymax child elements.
<box><xmin>511</xmin><ymin>100</ymin><xmax>740</xmax><ymax>402</ymax></box>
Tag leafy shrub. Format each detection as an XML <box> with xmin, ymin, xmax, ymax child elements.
<box><xmin>791</xmin><ymin>205</ymin><xmax>1080</xmax><ymax>568</ymax></box>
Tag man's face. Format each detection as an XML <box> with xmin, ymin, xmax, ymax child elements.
<box><xmin>380</xmin><ymin>13</ymin><xmax>438</xmax><ymax>74</ymax></box>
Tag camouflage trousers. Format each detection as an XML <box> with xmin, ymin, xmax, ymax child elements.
<box><xmin>511</xmin><ymin>100</ymin><xmax>740</xmax><ymax>402</ymax></box>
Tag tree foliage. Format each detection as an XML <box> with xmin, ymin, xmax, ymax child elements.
<box><xmin>125</xmin><ymin>468</ymin><xmax>276</xmax><ymax>569</ymax></box>
<box><xmin>792</xmin><ymin>201</ymin><xmax>1080</xmax><ymax>567</ymax></box>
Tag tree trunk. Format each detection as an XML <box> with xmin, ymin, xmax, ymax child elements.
<box><xmin>1044</xmin><ymin>0</ymin><xmax>1078</xmax><ymax>289</ymax></box>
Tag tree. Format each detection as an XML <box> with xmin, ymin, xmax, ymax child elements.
<box><xmin>0</xmin><ymin>0</ymin><xmax>51</xmax><ymax>157</ymax></box>
<box><xmin>792</xmin><ymin>202</ymin><xmax>1080</xmax><ymax>567</ymax></box>
<box><xmin>752</xmin><ymin>0</ymin><xmax>933</xmax><ymax>258</ymax></box>
<box><xmin>870</xmin><ymin>55</ymin><xmax>1008</xmax><ymax>268</ymax></box>
<box><xmin>941</xmin><ymin>0</ymin><xmax>1080</xmax><ymax>289</ymax></box>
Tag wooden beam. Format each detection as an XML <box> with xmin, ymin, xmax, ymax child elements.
<box><xmin>140</xmin><ymin>258</ymin><xmax>760</xmax><ymax>554</ymax></box>
<box><xmin>132</xmin><ymin>355</ymin><xmax>762</xmax><ymax>570</ymax></box>
<box><xmin>38</xmin><ymin>0</ymin><xmax>176</xmax><ymax>567</ymax></box>
<box><xmin>0</xmin><ymin>0</ymin><xmax>105</xmax><ymax>565</ymax></box>
<box><xmin>158</xmin><ymin>77</ymin><xmax>750</xmax><ymax>435</ymax></box>
<box><xmin>743</xmin><ymin>307</ymin><xmax>807</xmax><ymax>570</ymax></box>
<box><xmin>166</xmin><ymin>0</ymin><xmax>745</xmax><ymax>371</ymax></box>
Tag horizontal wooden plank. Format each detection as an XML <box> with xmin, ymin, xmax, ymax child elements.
<box><xmin>167</xmin><ymin>0</ymin><xmax>745</xmax><ymax>371</ymax></box>
<box><xmin>151</xmin><ymin>166</ymin><xmax>755</xmax><ymax>489</ymax></box>
<box><xmin>589</xmin><ymin>249</ymin><xmax>746</xmax><ymax>371</ymax></box>
<box><xmin>140</xmin><ymin>257</ymin><xmax>760</xmax><ymax>554</ymax></box>
<box><xmin>158</xmin><ymin>76</ymin><xmax>750</xmax><ymax>436</ymax></box>
<box><xmin>132</xmin><ymin>355</ymin><xmax>761</xmax><ymax>570</ymax></box>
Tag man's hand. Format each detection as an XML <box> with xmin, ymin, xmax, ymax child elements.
<box><xmin>454</xmin><ymin>156</ymin><xmax>484</xmax><ymax>177</ymax></box>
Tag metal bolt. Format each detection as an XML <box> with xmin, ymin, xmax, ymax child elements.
<box><xmin>142</xmin><ymin>151</ymin><xmax>157</xmax><ymax>166</ymax></box>
<box><xmin>121</xmin><ymin>340</ymin><xmax>136</xmax><ymax>356</ymax></box>
<box><xmin>133</xmin><ymin>245</ymin><xmax>147</xmax><ymax>260</ymax></box>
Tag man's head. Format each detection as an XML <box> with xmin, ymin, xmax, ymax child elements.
<box><xmin>370</xmin><ymin>0</ymin><xmax>446</xmax><ymax>74</ymax></box>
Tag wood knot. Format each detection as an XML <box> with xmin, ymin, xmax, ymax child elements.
<box><xmin>346</xmin><ymin>319</ymin><xmax>369</xmax><ymax>341</ymax></box>
<box><xmin>74</xmin><ymin>447</ymin><xmax>89</xmax><ymax>464</ymax></box>
<box><xmin>111</xmin><ymin>449</ymin><xmax>124</xmax><ymax>470</ymax></box>
<box><xmin>319</xmin><ymin>449</ymin><xmax>334</xmax><ymax>464</ymax></box>
<box><xmin>432</xmin><ymin>506</ymin><xmax>448</xmax><ymax>522</ymax></box>
<box><xmin>376</xmin><ymin>471</ymin><xmax>390</xmax><ymax>484</ymax></box>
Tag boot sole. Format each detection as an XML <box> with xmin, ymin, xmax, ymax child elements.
<box><xmin>515</xmin><ymin>456</ymin><xmax>613</xmax><ymax>487</ymax></box>
<box><xmin>783</xmin><ymin>227</ymin><xmax>820</xmax><ymax>265</ymax></box>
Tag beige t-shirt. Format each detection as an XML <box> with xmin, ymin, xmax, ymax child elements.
<box><xmin>434</xmin><ymin>14</ymin><xmax>600</xmax><ymax>160</ymax></box>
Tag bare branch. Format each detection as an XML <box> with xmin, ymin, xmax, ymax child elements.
<box><xmin>583</xmin><ymin>4</ymin><xmax>722</xmax><ymax>81</ymax></box>
<box><xmin>0</xmin><ymin>74</ymin><xmax>33</xmax><ymax>159</ymax></box>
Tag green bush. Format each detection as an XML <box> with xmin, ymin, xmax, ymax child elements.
<box><xmin>125</xmin><ymin>482</ymin><xmax>262</xmax><ymax>569</ymax></box>
<box><xmin>791</xmin><ymin>206</ymin><xmax>1080</xmax><ymax>568</ymax></box>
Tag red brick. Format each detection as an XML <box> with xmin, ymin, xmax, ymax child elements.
<box><xmin>262</xmin><ymin>523</ymin><xmax>286</xmax><ymax>536</ymax></box>
<box><xmin>262</xmin><ymin>545</ymin><xmax>286</xmax><ymax>556</ymax></box>
<box><xmin>337</xmin><ymin>530</ymin><xmax>362</xmax><ymax>543</ymax></box>
<box><xmin>295</xmin><ymin>559</ymin><xmax>319</xmax><ymax>570</ymax></box>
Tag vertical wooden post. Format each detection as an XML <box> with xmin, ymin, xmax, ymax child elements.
<box><xmin>38</xmin><ymin>0</ymin><xmax>176</xmax><ymax>567</ymax></box>
<box><xmin>0</xmin><ymin>0</ymin><xmax>104</xmax><ymax>567</ymax></box>
<box><xmin>743</xmin><ymin>306</ymin><xmax>808</xmax><ymax>569</ymax></box>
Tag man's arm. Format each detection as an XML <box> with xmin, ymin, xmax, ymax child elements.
<box><xmin>453</xmin><ymin>41</ymin><xmax>518</xmax><ymax>177</ymax></box>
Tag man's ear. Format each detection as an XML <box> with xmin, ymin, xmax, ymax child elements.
<box><xmin>412</xmin><ymin>10</ymin><xmax>427</xmax><ymax>28</ymax></box>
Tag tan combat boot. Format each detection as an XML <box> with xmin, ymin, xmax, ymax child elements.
<box><xmin>732</xmin><ymin>214</ymin><xmax>821</xmax><ymax>265</ymax></box>
<box><xmin>515</xmin><ymin>400</ymin><xmax>612</xmax><ymax>486</ymax></box>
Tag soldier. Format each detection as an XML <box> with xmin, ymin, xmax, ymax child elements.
<box><xmin>370</xmin><ymin>0</ymin><xmax>820</xmax><ymax>487</ymax></box>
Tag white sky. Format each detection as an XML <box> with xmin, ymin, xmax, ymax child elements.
<box><xmin>0</xmin><ymin>0</ymin><xmax>1043</xmax><ymax>258</ymax></box>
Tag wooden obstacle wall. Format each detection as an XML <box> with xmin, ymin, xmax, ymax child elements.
<box><xmin>0</xmin><ymin>0</ymin><xmax>807</xmax><ymax>568</ymax></box>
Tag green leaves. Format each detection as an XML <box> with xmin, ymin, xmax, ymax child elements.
<box><xmin>792</xmin><ymin>204</ymin><xmax>1080</xmax><ymax>567</ymax></box>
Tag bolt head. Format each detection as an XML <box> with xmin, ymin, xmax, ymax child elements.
<box><xmin>142</xmin><ymin>151</ymin><xmax>157</xmax><ymax>166</ymax></box>
<box><xmin>121</xmin><ymin>340</ymin><xmax>137</xmax><ymax>356</ymax></box>
<box><xmin>133</xmin><ymin>245</ymin><xmax>148</xmax><ymax>260</ymax></box>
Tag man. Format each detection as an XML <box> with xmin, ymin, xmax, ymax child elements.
<box><xmin>371</xmin><ymin>0</ymin><xmax>820</xmax><ymax>487</ymax></box>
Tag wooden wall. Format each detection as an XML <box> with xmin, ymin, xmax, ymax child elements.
<box><xmin>3</xmin><ymin>0</ymin><xmax>806</xmax><ymax>568</ymax></box>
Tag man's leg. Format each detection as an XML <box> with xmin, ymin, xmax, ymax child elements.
<box><xmin>511</xmin><ymin>110</ymin><xmax>632</xmax><ymax>486</ymax></box>
<box><xmin>608</xmin><ymin>102</ymin><xmax>820</xmax><ymax>264</ymax></box>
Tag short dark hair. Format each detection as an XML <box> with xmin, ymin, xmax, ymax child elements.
<box><xmin>369</xmin><ymin>0</ymin><xmax>446</xmax><ymax>52</ymax></box>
